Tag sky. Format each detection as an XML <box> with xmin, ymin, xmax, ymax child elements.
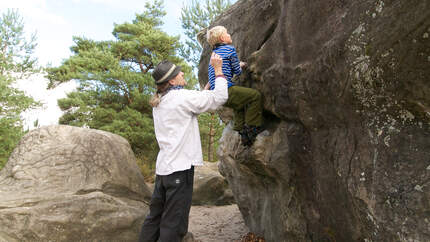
<box><xmin>0</xmin><ymin>0</ymin><xmax>192</xmax><ymax>129</ymax></box>
<box><xmin>1</xmin><ymin>0</ymin><xmax>185</xmax><ymax>66</ymax></box>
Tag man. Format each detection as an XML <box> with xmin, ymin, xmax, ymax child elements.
<box><xmin>139</xmin><ymin>53</ymin><xmax>227</xmax><ymax>242</ymax></box>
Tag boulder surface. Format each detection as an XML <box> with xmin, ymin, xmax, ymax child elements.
<box><xmin>199</xmin><ymin>0</ymin><xmax>430</xmax><ymax>241</ymax></box>
<box><xmin>0</xmin><ymin>125</ymin><xmax>151</xmax><ymax>241</ymax></box>
<box><xmin>192</xmin><ymin>161</ymin><xmax>235</xmax><ymax>206</ymax></box>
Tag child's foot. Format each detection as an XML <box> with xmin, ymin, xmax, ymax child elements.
<box><xmin>245</xmin><ymin>125</ymin><xmax>264</xmax><ymax>146</ymax></box>
<box><xmin>239</xmin><ymin>129</ymin><xmax>252</xmax><ymax>147</ymax></box>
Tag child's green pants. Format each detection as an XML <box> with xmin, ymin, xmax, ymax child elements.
<box><xmin>224</xmin><ymin>85</ymin><xmax>263</xmax><ymax>131</ymax></box>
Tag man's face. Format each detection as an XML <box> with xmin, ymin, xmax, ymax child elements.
<box><xmin>169</xmin><ymin>71</ymin><xmax>187</xmax><ymax>86</ymax></box>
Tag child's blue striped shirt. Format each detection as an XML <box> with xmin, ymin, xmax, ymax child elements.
<box><xmin>208</xmin><ymin>44</ymin><xmax>242</xmax><ymax>90</ymax></box>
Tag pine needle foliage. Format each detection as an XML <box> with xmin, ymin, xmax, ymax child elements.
<box><xmin>180</xmin><ymin>0</ymin><xmax>232</xmax><ymax>67</ymax></box>
<box><xmin>46</xmin><ymin>0</ymin><xmax>193</xmax><ymax>165</ymax></box>
<box><xmin>0</xmin><ymin>9</ymin><xmax>40</xmax><ymax>169</ymax></box>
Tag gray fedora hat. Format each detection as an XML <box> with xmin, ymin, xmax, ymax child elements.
<box><xmin>152</xmin><ymin>60</ymin><xmax>181</xmax><ymax>84</ymax></box>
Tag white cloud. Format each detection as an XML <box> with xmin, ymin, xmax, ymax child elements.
<box><xmin>0</xmin><ymin>0</ymin><xmax>65</xmax><ymax>25</ymax></box>
<box><xmin>69</xmin><ymin>0</ymin><xmax>181</xmax><ymax>18</ymax></box>
<box><xmin>25</xmin><ymin>8</ymin><xmax>66</xmax><ymax>26</ymax></box>
<box><xmin>16</xmin><ymin>74</ymin><xmax>78</xmax><ymax>130</ymax></box>
<box><xmin>0</xmin><ymin>0</ymin><xmax>46</xmax><ymax>10</ymax></box>
<box><xmin>85</xmin><ymin>0</ymin><xmax>150</xmax><ymax>10</ymax></box>
<box><xmin>0</xmin><ymin>0</ymin><xmax>70</xmax><ymax>66</ymax></box>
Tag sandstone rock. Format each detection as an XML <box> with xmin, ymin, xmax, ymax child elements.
<box><xmin>146</xmin><ymin>162</ymin><xmax>235</xmax><ymax>206</ymax></box>
<box><xmin>192</xmin><ymin>161</ymin><xmax>235</xmax><ymax>206</ymax></box>
<box><xmin>0</xmin><ymin>125</ymin><xmax>151</xmax><ymax>241</ymax></box>
<box><xmin>182</xmin><ymin>232</ymin><xmax>195</xmax><ymax>242</ymax></box>
<box><xmin>200</xmin><ymin>0</ymin><xmax>430</xmax><ymax>241</ymax></box>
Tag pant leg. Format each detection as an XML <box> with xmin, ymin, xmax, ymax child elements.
<box><xmin>225</xmin><ymin>86</ymin><xmax>245</xmax><ymax>131</ymax></box>
<box><xmin>243</xmin><ymin>88</ymin><xmax>263</xmax><ymax>127</ymax></box>
<box><xmin>159</xmin><ymin>167</ymin><xmax>194</xmax><ymax>242</ymax></box>
<box><xmin>224</xmin><ymin>86</ymin><xmax>263</xmax><ymax>130</ymax></box>
<box><xmin>139</xmin><ymin>175</ymin><xmax>165</xmax><ymax>242</ymax></box>
<box><xmin>233</xmin><ymin>108</ymin><xmax>245</xmax><ymax>131</ymax></box>
<box><xmin>182</xmin><ymin>167</ymin><xmax>194</xmax><ymax>233</ymax></box>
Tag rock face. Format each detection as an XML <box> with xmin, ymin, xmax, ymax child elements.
<box><xmin>199</xmin><ymin>0</ymin><xmax>430</xmax><ymax>241</ymax></box>
<box><xmin>192</xmin><ymin>161</ymin><xmax>235</xmax><ymax>206</ymax></box>
<box><xmin>0</xmin><ymin>125</ymin><xmax>152</xmax><ymax>241</ymax></box>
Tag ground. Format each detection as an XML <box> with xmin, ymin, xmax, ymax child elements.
<box><xmin>188</xmin><ymin>204</ymin><xmax>249</xmax><ymax>242</ymax></box>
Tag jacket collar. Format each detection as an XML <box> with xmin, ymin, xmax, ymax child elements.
<box><xmin>213</xmin><ymin>43</ymin><xmax>227</xmax><ymax>50</ymax></box>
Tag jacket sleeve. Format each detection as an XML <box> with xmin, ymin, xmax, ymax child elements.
<box><xmin>207</xmin><ymin>65</ymin><xmax>216</xmax><ymax>90</ymax></box>
<box><xmin>182</xmin><ymin>76</ymin><xmax>228</xmax><ymax>114</ymax></box>
<box><xmin>230</xmin><ymin>48</ymin><xmax>242</xmax><ymax>76</ymax></box>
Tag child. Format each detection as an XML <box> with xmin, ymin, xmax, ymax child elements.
<box><xmin>206</xmin><ymin>25</ymin><xmax>263</xmax><ymax>147</ymax></box>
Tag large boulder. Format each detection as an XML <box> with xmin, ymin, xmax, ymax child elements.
<box><xmin>146</xmin><ymin>162</ymin><xmax>236</xmax><ymax>206</ymax></box>
<box><xmin>200</xmin><ymin>0</ymin><xmax>430</xmax><ymax>241</ymax></box>
<box><xmin>0</xmin><ymin>125</ymin><xmax>151</xmax><ymax>241</ymax></box>
<box><xmin>192</xmin><ymin>161</ymin><xmax>235</xmax><ymax>206</ymax></box>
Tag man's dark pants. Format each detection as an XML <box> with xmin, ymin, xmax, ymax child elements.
<box><xmin>139</xmin><ymin>166</ymin><xmax>194</xmax><ymax>242</ymax></box>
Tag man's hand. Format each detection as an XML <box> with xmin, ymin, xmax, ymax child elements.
<box><xmin>210</xmin><ymin>52</ymin><xmax>223</xmax><ymax>76</ymax></box>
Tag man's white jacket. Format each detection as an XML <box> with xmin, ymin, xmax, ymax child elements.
<box><xmin>152</xmin><ymin>76</ymin><xmax>228</xmax><ymax>175</ymax></box>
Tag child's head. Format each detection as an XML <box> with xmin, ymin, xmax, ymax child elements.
<box><xmin>207</xmin><ymin>26</ymin><xmax>232</xmax><ymax>46</ymax></box>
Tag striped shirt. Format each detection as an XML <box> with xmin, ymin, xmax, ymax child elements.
<box><xmin>208</xmin><ymin>44</ymin><xmax>242</xmax><ymax>90</ymax></box>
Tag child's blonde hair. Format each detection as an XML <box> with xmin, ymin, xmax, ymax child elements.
<box><xmin>207</xmin><ymin>26</ymin><xmax>227</xmax><ymax>47</ymax></box>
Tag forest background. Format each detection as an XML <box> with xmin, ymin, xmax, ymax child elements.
<box><xmin>0</xmin><ymin>0</ymin><xmax>236</xmax><ymax>180</ymax></box>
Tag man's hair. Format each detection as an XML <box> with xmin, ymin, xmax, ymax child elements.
<box><xmin>150</xmin><ymin>81</ymin><xmax>171</xmax><ymax>107</ymax></box>
<box><xmin>207</xmin><ymin>26</ymin><xmax>227</xmax><ymax>47</ymax></box>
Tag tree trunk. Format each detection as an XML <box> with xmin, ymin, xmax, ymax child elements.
<box><xmin>207</xmin><ymin>113</ymin><xmax>215</xmax><ymax>162</ymax></box>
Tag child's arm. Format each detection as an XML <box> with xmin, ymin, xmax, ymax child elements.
<box><xmin>207</xmin><ymin>63</ymin><xmax>217</xmax><ymax>90</ymax></box>
<box><xmin>230</xmin><ymin>48</ymin><xmax>242</xmax><ymax>76</ymax></box>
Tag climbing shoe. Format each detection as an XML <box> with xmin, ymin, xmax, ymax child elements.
<box><xmin>245</xmin><ymin>125</ymin><xmax>264</xmax><ymax>146</ymax></box>
<box><xmin>239</xmin><ymin>129</ymin><xmax>252</xmax><ymax>147</ymax></box>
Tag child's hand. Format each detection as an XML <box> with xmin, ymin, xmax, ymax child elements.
<box><xmin>240</xmin><ymin>61</ymin><xmax>247</xmax><ymax>68</ymax></box>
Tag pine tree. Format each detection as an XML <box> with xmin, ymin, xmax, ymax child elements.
<box><xmin>0</xmin><ymin>9</ymin><xmax>40</xmax><ymax>169</ymax></box>
<box><xmin>198</xmin><ymin>112</ymin><xmax>225</xmax><ymax>162</ymax></box>
<box><xmin>46</xmin><ymin>0</ymin><xmax>193</xmax><ymax>166</ymax></box>
<box><xmin>180</xmin><ymin>0</ymin><xmax>232</xmax><ymax>67</ymax></box>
